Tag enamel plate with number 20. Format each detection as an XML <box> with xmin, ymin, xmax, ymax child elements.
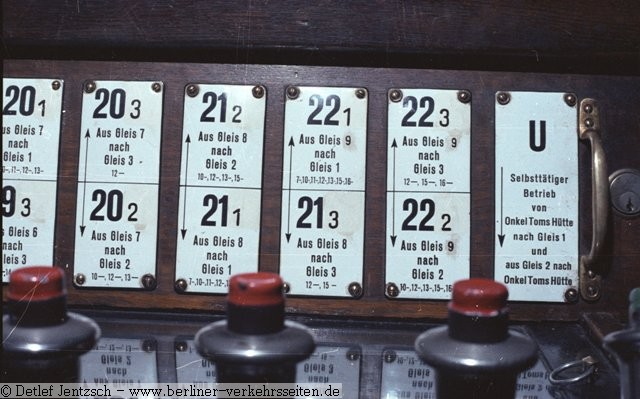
<box><xmin>74</xmin><ymin>80</ymin><xmax>163</xmax><ymax>288</ymax></box>
<box><xmin>2</xmin><ymin>78</ymin><xmax>64</xmax><ymax>282</ymax></box>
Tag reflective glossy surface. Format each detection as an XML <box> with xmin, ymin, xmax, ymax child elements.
<box><xmin>58</xmin><ymin>310</ymin><xmax>621</xmax><ymax>398</ymax></box>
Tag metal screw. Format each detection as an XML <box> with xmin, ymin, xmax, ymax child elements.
<box><xmin>151</xmin><ymin>82</ymin><xmax>162</xmax><ymax>93</ymax></box>
<box><xmin>142</xmin><ymin>339</ymin><xmax>156</xmax><ymax>353</ymax></box>
<box><xmin>346</xmin><ymin>348</ymin><xmax>361</xmax><ymax>361</ymax></box>
<box><xmin>386</xmin><ymin>283</ymin><xmax>399</xmax><ymax>298</ymax></box>
<box><xmin>84</xmin><ymin>81</ymin><xmax>96</xmax><ymax>94</ymax></box>
<box><xmin>383</xmin><ymin>350</ymin><xmax>397</xmax><ymax>363</ymax></box>
<box><xmin>564</xmin><ymin>93</ymin><xmax>577</xmax><ymax>107</ymax></box>
<box><xmin>457</xmin><ymin>90</ymin><xmax>471</xmax><ymax>104</ymax></box>
<box><xmin>282</xmin><ymin>282</ymin><xmax>291</xmax><ymax>294</ymax></box>
<box><xmin>389</xmin><ymin>89</ymin><xmax>403</xmax><ymax>102</ymax></box>
<box><xmin>355</xmin><ymin>88</ymin><xmax>367</xmax><ymax>99</ymax></box>
<box><xmin>175</xmin><ymin>341</ymin><xmax>188</xmax><ymax>352</ymax></box>
<box><xmin>583</xmin><ymin>103</ymin><xmax>594</xmax><ymax>114</ymax></box>
<box><xmin>496</xmin><ymin>92</ymin><xmax>511</xmax><ymax>105</ymax></box>
<box><xmin>51</xmin><ymin>80</ymin><xmax>61</xmax><ymax>91</ymax></box>
<box><xmin>74</xmin><ymin>273</ymin><xmax>86</xmax><ymax>286</ymax></box>
<box><xmin>286</xmin><ymin>86</ymin><xmax>299</xmax><ymax>100</ymax></box>
<box><xmin>564</xmin><ymin>288</ymin><xmax>579</xmax><ymax>303</ymax></box>
<box><xmin>584</xmin><ymin>118</ymin><xmax>594</xmax><ymax>128</ymax></box>
<box><xmin>587</xmin><ymin>283</ymin><xmax>599</xmax><ymax>298</ymax></box>
<box><xmin>175</xmin><ymin>279</ymin><xmax>188</xmax><ymax>293</ymax></box>
<box><xmin>141</xmin><ymin>274</ymin><xmax>157</xmax><ymax>290</ymax></box>
<box><xmin>186</xmin><ymin>84</ymin><xmax>199</xmax><ymax>97</ymax></box>
<box><xmin>252</xmin><ymin>85</ymin><xmax>265</xmax><ymax>99</ymax></box>
<box><xmin>348</xmin><ymin>282</ymin><xmax>363</xmax><ymax>298</ymax></box>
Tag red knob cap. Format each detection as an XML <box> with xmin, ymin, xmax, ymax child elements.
<box><xmin>8</xmin><ymin>266</ymin><xmax>66</xmax><ymax>302</ymax></box>
<box><xmin>228</xmin><ymin>272</ymin><xmax>284</xmax><ymax>307</ymax></box>
<box><xmin>449</xmin><ymin>279</ymin><xmax>508</xmax><ymax>317</ymax></box>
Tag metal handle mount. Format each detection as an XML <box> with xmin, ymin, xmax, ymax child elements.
<box><xmin>578</xmin><ymin>98</ymin><xmax>609</xmax><ymax>301</ymax></box>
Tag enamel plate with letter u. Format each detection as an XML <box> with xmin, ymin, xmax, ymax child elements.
<box><xmin>494</xmin><ymin>91</ymin><xmax>578</xmax><ymax>302</ymax></box>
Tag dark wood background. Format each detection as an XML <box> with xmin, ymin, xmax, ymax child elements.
<box><xmin>3</xmin><ymin>1</ymin><xmax>639</xmax><ymax>74</ymax></box>
<box><xmin>3</xmin><ymin>1</ymin><xmax>639</xmax><ymax>322</ymax></box>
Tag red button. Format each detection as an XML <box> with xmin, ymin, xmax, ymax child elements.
<box><xmin>449</xmin><ymin>279</ymin><xmax>508</xmax><ymax>317</ymax></box>
<box><xmin>228</xmin><ymin>272</ymin><xmax>284</xmax><ymax>307</ymax></box>
<box><xmin>7</xmin><ymin>266</ymin><xmax>66</xmax><ymax>302</ymax></box>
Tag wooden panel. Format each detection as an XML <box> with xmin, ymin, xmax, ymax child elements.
<box><xmin>3</xmin><ymin>59</ymin><xmax>639</xmax><ymax>321</ymax></box>
<box><xmin>3</xmin><ymin>1</ymin><xmax>639</xmax><ymax>74</ymax></box>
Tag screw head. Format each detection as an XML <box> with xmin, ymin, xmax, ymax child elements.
<box><xmin>587</xmin><ymin>283</ymin><xmax>599</xmax><ymax>298</ymax></box>
<box><xmin>564</xmin><ymin>288</ymin><xmax>579</xmax><ymax>303</ymax></box>
<box><xmin>348</xmin><ymin>282</ymin><xmax>363</xmax><ymax>298</ymax></box>
<box><xmin>84</xmin><ymin>81</ymin><xmax>96</xmax><ymax>94</ymax></box>
<box><xmin>51</xmin><ymin>80</ymin><xmax>61</xmax><ymax>91</ymax></box>
<box><xmin>286</xmin><ymin>86</ymin><xmax>299</xmax><ymax>100</ymax></box>
<box><xmin>355</xmin><ymin>88</ymin><xmax>367</xmax><ymax>99</ymax></box>
<box><xmin>74</xmin><ymin>273</ymin><xmax>86</xmax><ymax>286</ymax></box>
<box><xmin>252</xmin><ymin>85</ymin><xmax>265</xmax><ymax>99</ymax></box>
<box><xmin>175</xmin><ymin>279</ymin><xmax>188</xmax><ymax>293</ymax></box>
<box><xmin>186</xmin><ymin>84</ymin><xmax>199</xmax><ymax>97</ymax></box>
<box><xmin>282</xmin><ymin>282</ymin><xmax>291</xmax><ymax>294</ymax></box>
<box><xmin>151</xmin><ymin>82</ymin><xmax>162</xmax><ymax>93</ymax></box>
<box><xmin>389</xmin><ymin>89</ymin><xmax>403</xmax><ymax>102</ymax></box>
<box><xmin>457</xmin><ymin>90</ymin><xmax>471</xmax><ymax>104</ymax></box>
<box><xmin>142</xmin><ymin>339</ymin><xmax>156</xmax><ymax>353</ymax></box>
<box><xmin>383</xmin><ymin>350</ymin><xmax>397</xmax><ymax>363</ymax></box>
<box><xmin>584</xmin><ymin>118</ymin><xmax>594</xmax><ymax>128</ymax></box>
<box><xmin>141</xmin><ymin>274</ymin><xmax>157</xmax><ymax>290</ymax></box>
<box><xmin>386</xmin><ymin>282</ymin><xmax>400</xmax><ymax>298</ymax></box>
<box><xmin>346</xmin><ymin>348</ymin><xmax>360</xmax><ymax>361</ymax></box>
<box><xmin>496</xmin><ymin>92</ymin><xmax>511</xmax><ymax>105</ymax></box>
<box><xmin>583</xmin><ymin>103</ymin><xmax>594</xmax><ymax>114</ymax></box>
<box><xmin>564</xmin><ymin>93</ymin><xmax>577</xmax><ymax>107</ymax></box>
<box><xmin>175</xmin><ymin>341</ymin><xmax>188</xmax><ymax>352</ymax></box>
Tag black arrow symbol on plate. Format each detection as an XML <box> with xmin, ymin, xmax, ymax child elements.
<box><xmin>79</xmin><ymin>130</ymin><xmax>90</xmax><ymax>236</ymax></box>
<box><xmin>390</xmin><ymin>139</ymin><xmax>398</xmax><ymax>247</ymax></box>
<box><xmin>180</xmin><ymin>135</ymin><xmax>191</xmax><ymax>239</ymax></box>
<box><xmin>285</xmin><ymin>137</ymin><xmax>294</xmax><ymax>243</ymax></box>
<box><xmin>498</xmin><ymin>166</ymin><xmax>505</xmax><ymax>247</ymax></box>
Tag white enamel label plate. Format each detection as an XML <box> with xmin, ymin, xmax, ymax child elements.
<box><xmin>2</xmin><ymin>78</ymin><xmax>64</xmax><ymax>281</ymax></box>
<box><xmin>280</xmin><ymin>86</ymin><xmax>367</xmax><ymax>297</ymax></box>
<box><xmin>176</xmin><ymin>84</ymin><xmax>266</xmax><ymax>293</ymax></box>
<box><xmin>386</xmin><ymin>89</ymin><xmax>471</xmax><ymax>299</ymax></box>
<box><xmin>74</xmin><ymin>80</ymin><xmax>163</xmax><ymax>288</ymax></box>
<box><xmin>494</xmin><ymin>91</ymin><xmax>578</xmax><ymax>302</ymax></box>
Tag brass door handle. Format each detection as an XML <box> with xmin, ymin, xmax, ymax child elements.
<box><xmin>578</xmin><ymin>98</ymin><xmax>609</xmax><ymax>301</ymax></box>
